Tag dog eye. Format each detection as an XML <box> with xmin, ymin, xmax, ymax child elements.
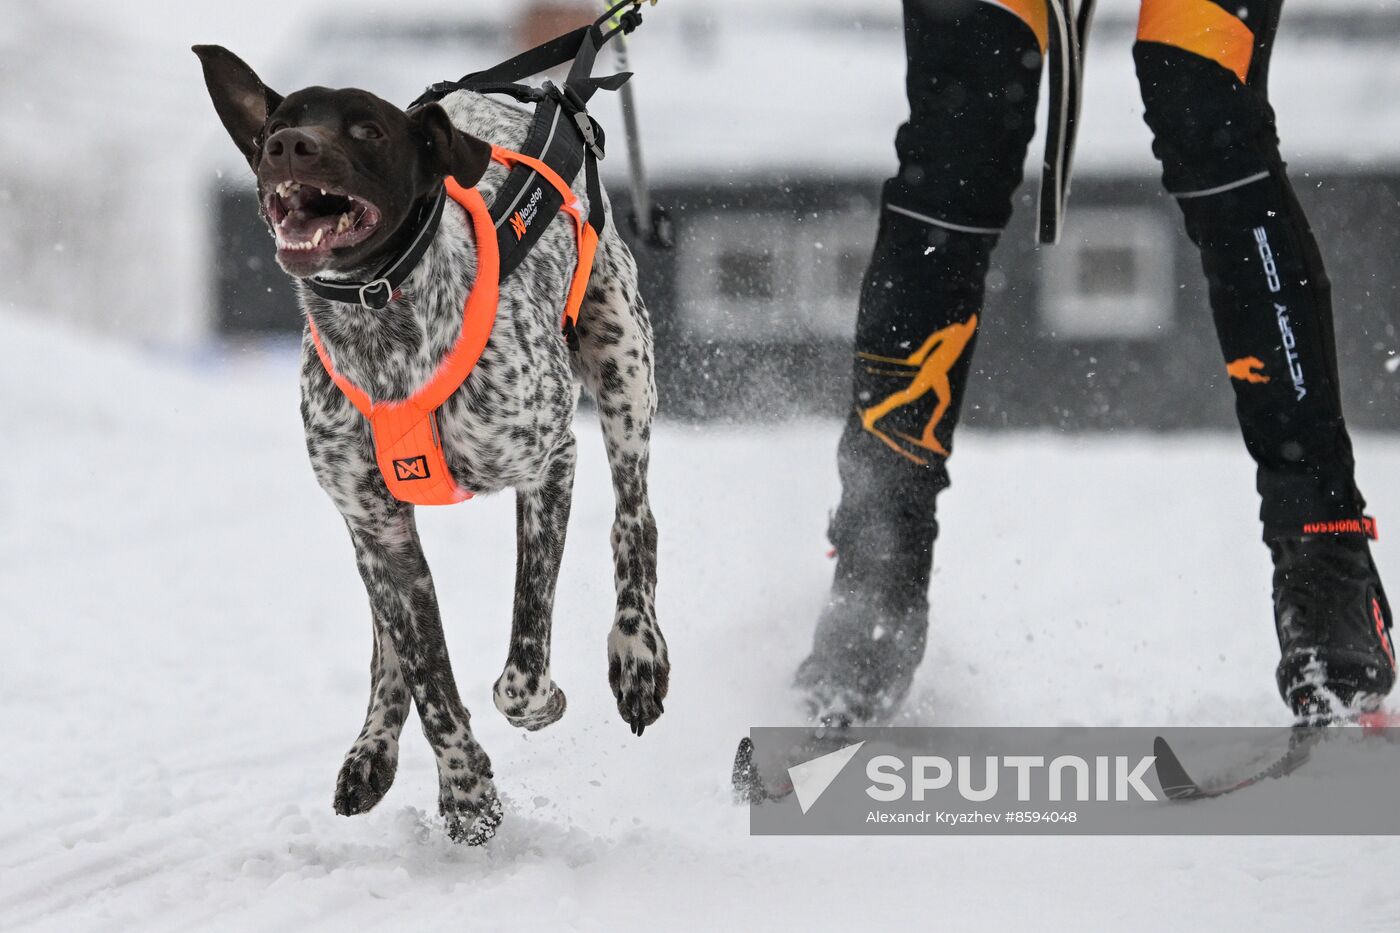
<box><xmin>351</xmin><ymin>123</ymin><xmax>383</xmax><ymax>141</ymax></box>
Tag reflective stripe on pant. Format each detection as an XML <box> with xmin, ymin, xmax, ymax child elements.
<box><xmin>1135</xmin><ymin>0</ymin><xmax>1368</xmax><ymax>538</ymax></box>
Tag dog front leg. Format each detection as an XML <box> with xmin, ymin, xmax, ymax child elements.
<box><xmin>334</xmin><ymin>627</ymin><xmax>410</xmax><ymax>816</ymax></box>
<box><xmin>345</xmin><ymin>509</ymin><xmax>502</xmax><ymax>844</ymax></box>
<box><xmin>494</xmin><ymin>433</ymin><xmax>576</xmax><ymax>730</ymax></box>
<box><xmin>601</xmin><ymin>431</ymin><xmax>669</xmax><ymax>735</ymax></box>
<box><xmin>577</xmin><ymin>265</ymin><xmax>671</xmax><ymax>735</ymax></box>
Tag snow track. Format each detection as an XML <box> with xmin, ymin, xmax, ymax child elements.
<box><xmin>4</xmin><ymin>308</ymin><xmax>1400</xmax><ymax>930</ymax></box>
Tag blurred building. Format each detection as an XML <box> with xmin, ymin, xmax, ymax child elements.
<box><xmin>8</xmin><ymin>0</ymin><xmax>1396</xmax><ymax>430</ymax></box>
<box><xmin>607</xmin><ymin>0</ymin><xmax>1400</xmax><ymax>430</ymax></box>
<box><xmin>0</xmin><ymin>2</ymin><xmax>212</xmax><ymax>346</ymax></box>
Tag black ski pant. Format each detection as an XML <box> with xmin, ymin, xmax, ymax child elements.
<box><xmin>829</xmin><ymin>0</ymin><xmax>1372</xmax><ymax>610</ymax></box>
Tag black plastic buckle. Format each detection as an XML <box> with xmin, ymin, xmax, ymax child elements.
<box><xmin>547</xmin><ymin>81</ymin><xmax>606</xmax><ymax>160</ymax></box>
<box><xmin>572</xmin><ymin>112</ymin><xmax>605</xmax><ymax>160</ymax></box>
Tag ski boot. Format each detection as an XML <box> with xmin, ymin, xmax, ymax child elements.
<box><xmin>793</xmin><ymin>456</ymin><xmax>937</xmax><ymax>728</ymax></box>
<box><xmin>1272</xmin><ymin>534</ymin><xmax>1395</xmax><ymax>722</ymax></box>
<box><xmin>794</xmin><ymin>589</ymin><xmax>928</xmax><ymax>727</ymax></box>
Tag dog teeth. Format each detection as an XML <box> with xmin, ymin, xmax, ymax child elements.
<box><xmin>311</xmin><ymin>227</ymin><xmax>324</xmax><ymax>246</ymax></box>
<box><xmin>336</xmin><ymin>212</ymin><xmax>352</xmax><ymax>233</ymax></box>
<box><xmin>321</xmin><ymin>188</ymin><xmax>328</xmax><ymax>196</ymax></box>
<box><xmin>274</xmin><ymin>234</ymin><xmax>318</xmax><ymax>252</ymax></box>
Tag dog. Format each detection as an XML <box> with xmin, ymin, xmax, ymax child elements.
<box><xmin>194</xmin><ymin>45</ymin><xmax>669</xmax><ymax>844</ymax></box>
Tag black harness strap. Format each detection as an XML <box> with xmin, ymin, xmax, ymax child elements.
<box><xmin>416</xmin><ymin>26</ymin><xmax>593</xmax><ymax>97</ymax></box>
<box><xmin>413</xmin><ymin>6</ymin><xmax>636</xmax><ymax>279</ymax></box>
<box><xmin>491</xmin><ymin>92</ymin><xmax>585</xmax><ymax>277</ymax></box>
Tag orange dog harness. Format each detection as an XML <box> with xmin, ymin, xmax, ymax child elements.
<box><xmin>306</xmin><ymin>146</ymin><xmax>596</xmax><ymax>506</ymax></box>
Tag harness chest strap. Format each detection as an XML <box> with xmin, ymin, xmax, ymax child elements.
<box><xmin>305</xmin><ymin>150</ymin><xmax>598</xmax><ymax>507</ymax></box>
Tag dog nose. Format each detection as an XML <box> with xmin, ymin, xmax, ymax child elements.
<box><xmin>264</xmin><ymin>128</ymin><xmax>321</xmax><ymax>169</ymax></box>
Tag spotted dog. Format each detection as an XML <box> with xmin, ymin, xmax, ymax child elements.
<box><xmin>194</xmin><ymin>46</ymin><xmax>669</xmax><ymax>845</ymax></box>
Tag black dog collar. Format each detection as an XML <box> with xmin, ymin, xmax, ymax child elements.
<box><xmin>304</xmin><ymin>186</ymin><xmax>448</xmax><ymax>310</ymax></box>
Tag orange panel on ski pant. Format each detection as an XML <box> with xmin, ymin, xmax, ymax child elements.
<box><xmin>1137</xmin><ymin>0</ymin><xmax>1255</xmax><ymax>83</ymax></box>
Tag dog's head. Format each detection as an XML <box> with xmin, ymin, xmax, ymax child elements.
<box><xmin>193</xmin><ymin>45</ymin><xmax>492</xmax><ymax>278</ymax></box>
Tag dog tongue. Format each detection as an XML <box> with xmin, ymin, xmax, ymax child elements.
<box><xmin>281</xmin><ymin>210</ymin><xmax>336</xmax><ymax>241</ymax></box>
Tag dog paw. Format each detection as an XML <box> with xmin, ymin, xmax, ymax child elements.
<box><xmin>493</xmin><ymin>670</ymin><xmax>568</xmax><ymax>732</ymax></box>
<box><xmin>438</xmin><ymin>774</ymin><xmax>502</xmax><ymax>846</ymax></box>
<box><xmin>608</xmin><ymin>625</ymin><xmax>670</xmax><ymax>736</ymax></box>
<box><xmin>333</xmin><ymin>743</ymin><xmax>399</xmax><ymax>816</ymax></box>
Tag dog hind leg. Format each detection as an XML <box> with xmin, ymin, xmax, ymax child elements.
<box><xmin>494</xmin><ymin>432</ymin><xmax>576</xmax><ymax>730</ymax></box>
<box><xmin>576</xmin><ymin>241</ymin><xmax>670</xmax><ymax>735</ymax></box>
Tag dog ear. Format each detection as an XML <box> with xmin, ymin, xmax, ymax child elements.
<box><xmin>192</xmin><ymin>45</ymin><xmax>283</xmax><ymax>165</ymax></box>
<box><xmin>412</xmin><ymin>104</ymin><xmax>493</xmax><ymax>189</ymax></box>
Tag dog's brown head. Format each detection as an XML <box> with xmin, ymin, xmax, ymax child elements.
<box><xmin>193</xmin><ymin>45</ymin><xmax>492</xmax><ymax>278</ymax></box>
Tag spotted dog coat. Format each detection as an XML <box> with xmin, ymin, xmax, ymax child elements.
<box><xmin>275</xmin><ymin>89</ymin><xmax>666</xmax><ymax>844</ymax></box>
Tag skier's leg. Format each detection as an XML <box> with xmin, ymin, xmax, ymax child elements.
<box><xmin>795</xmin><ymin>0</ymin><xmax>1045</xmax><ymax>724</ymax></box>
<box><xmin>1135</xmin><ymin>0</ymin><xmax>1394</xmax><ymax>716</ymax></box>
<box><xmin>1135</xmin><ymin>0</ymin><xmax>1360</xmax><ymax>535</ymax></box>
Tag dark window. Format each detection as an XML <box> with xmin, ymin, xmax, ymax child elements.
<box><xmin>1077</xmin><ymin>244</ymin><xmax>1138</xmax><ymax>297</ymax></box>
<box><xmin>216</xmin><ymin>187</ymin><xmax>300</xmax><ymax>334</ymax></box>
<box><xmin>716</xmin><ymin>251</ymin><xmax>775</xmax><ymax>300</ymax></box>
<box><xmin>1041</xmin><ymin>206</ymin><xmax>1174</xmax><ymax>339</ymax></box>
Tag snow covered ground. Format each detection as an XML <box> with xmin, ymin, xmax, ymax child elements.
<box><xmin>3</xmin><ymin>307</ymin><xmax>1400</xmax><ymax>930</ymax></box>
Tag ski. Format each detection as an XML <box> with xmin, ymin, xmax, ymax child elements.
<box><xmin>1152</xmin><ymin>729</ymin><xmax>1323</xmax><ymax>801</ymax></box>
<box><xmin>732</xmin><ymin>729</ymin><xmax>858</xmax><ymax>804</ymax></box>
<box><xmin>1154</xmin><ymin>710</ymin><xmax>1400</xmax><ymax>801</ymax></box>
<box><xmin>740</xmin><ymin>713</ymin><xmax>1400</xmax><ymax>805</ymax></box>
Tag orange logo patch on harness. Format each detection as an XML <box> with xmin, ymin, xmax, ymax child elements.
<box><xmin>510</xmin><ymin>212</ymin><xmax>527</xmax><ymax>240</ymax></box>
<box><xmin>1227</xmin><ymin>356</ymin><xmax>1270</xmax><ymax>384</ymax></box>
<box><xmin>392</xmin><ymin>456</ymin><xmax>431</xmax><ymax>481</ymax></box>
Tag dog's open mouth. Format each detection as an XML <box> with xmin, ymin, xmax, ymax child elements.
<box><xmin>264</xmin><ymin>181</ymin><xmax>382</xmax><ymax>257</ymax></box>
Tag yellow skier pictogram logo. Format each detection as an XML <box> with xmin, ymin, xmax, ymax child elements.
<box><xmin>856</xmin><ymin>314</ymin><xmax>978</xmax><ymax>465</ymax></box>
